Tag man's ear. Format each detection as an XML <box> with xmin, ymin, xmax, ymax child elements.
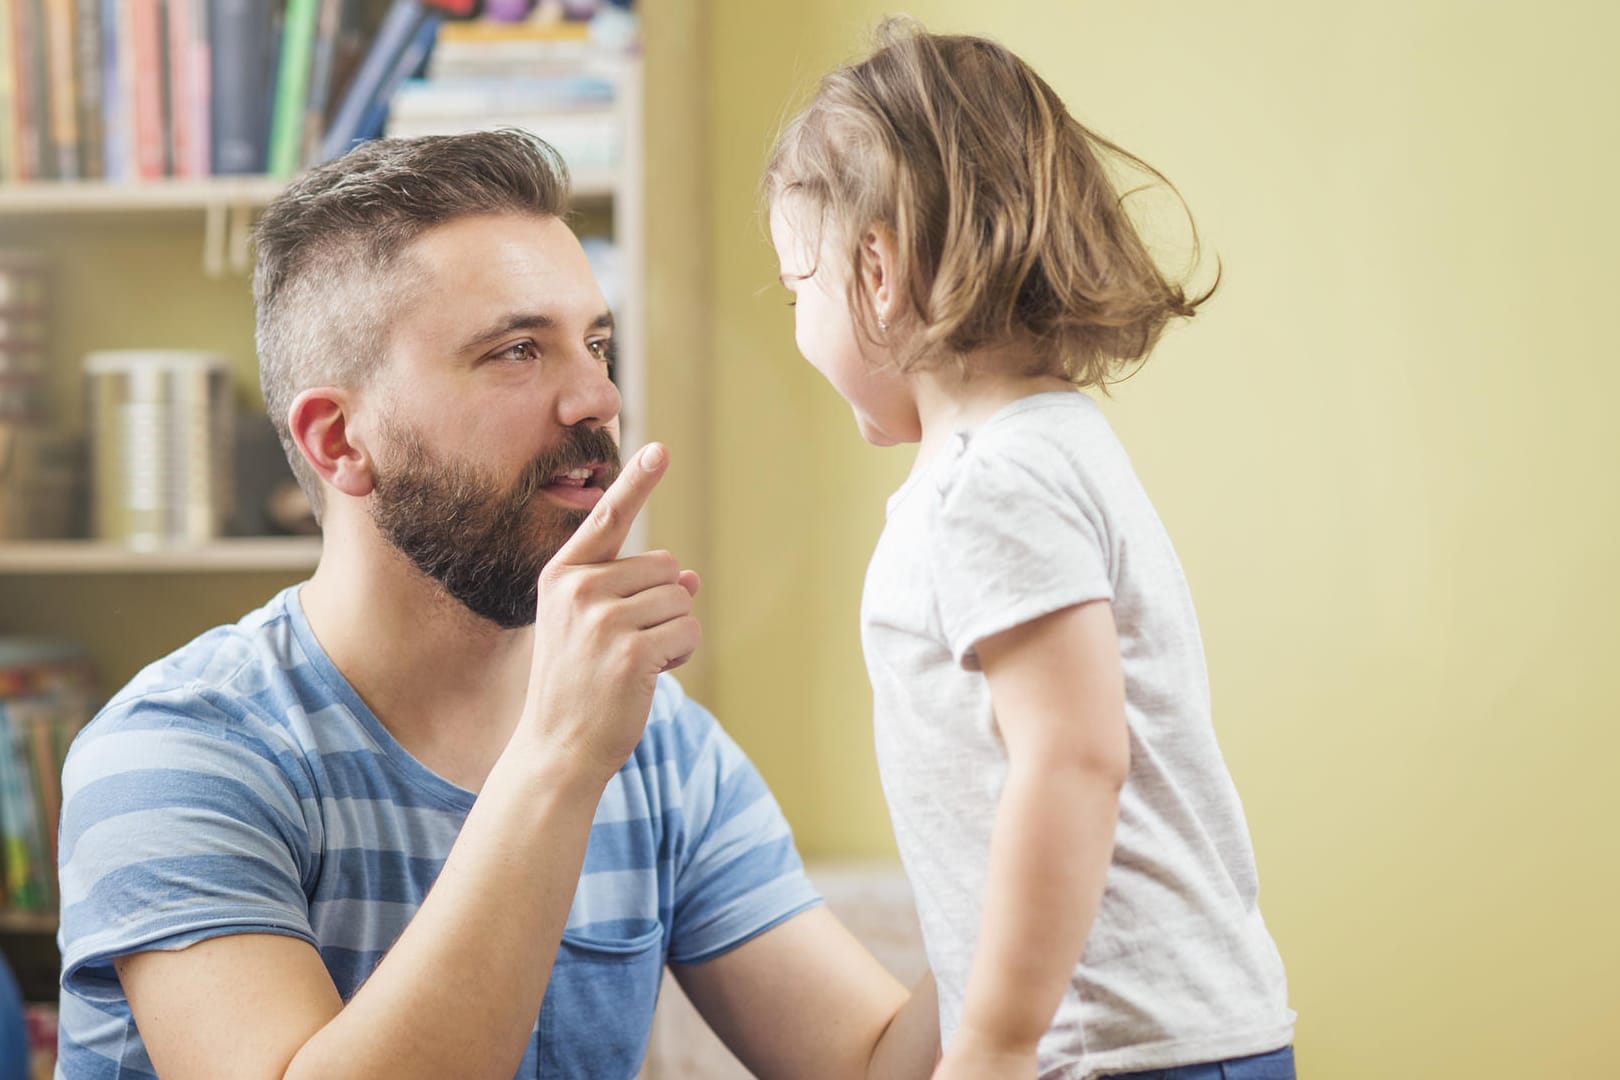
<box><xmin>859</xmin><ymin>222</ymin><xmax>901</xmax><ymax>325</ymax></box>
<box><xmin>288</xmin><ymin>387</ymin><xmax>375</xmax><ymax>499</ymax></box>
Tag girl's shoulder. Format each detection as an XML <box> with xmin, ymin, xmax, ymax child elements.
<box><xmin>954</xmin><ymin>391</ymin><xmax>1115</xmax><ymax>473</ymax></box>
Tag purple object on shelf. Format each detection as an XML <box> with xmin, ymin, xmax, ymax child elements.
<box><xmin>482</xmin><ymin>0</ymin><xmax>536</xmax><ymax>20</ymax></box>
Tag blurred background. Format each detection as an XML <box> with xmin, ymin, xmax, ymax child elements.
<box><xmin>0</xmin><ymin>1</ymin><xmax>1616</xmax><ymax>1077</ymax></box>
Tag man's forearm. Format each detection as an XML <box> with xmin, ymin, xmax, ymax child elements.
<box><xmin>285</xmin><ymin>737</ymin><xmax>605</xmax><ymax>1080</ymax></box>
<box><xmin>866</xmin><ymin>973</ymin><xmax>940</xmax><ymax>1080</ymax></box>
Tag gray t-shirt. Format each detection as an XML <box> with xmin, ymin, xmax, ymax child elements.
<box><xmin>861</xmin><ymin>392</ymin><xmax>1294</xmax><ymax>1078</ymax></box>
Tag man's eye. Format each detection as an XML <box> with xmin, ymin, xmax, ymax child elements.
<box><xmin>498</xmin><ymin>341</ymin><xmax>539</xmax><ymax>363</ymax></box>
<box><xmin>587</xmin><ymin>338</ymin><xmax>616</xmax><ymax>364</ymax></box>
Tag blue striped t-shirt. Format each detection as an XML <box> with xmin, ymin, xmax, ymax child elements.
<box><xmin>56</xmin><ymin>586</ymin><xmax>819</xmax><ymax>1079</ymax></box>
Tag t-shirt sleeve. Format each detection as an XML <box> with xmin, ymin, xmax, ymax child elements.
<box><xmin>57</xmin><ymin>690</ymin><xmax>317</xmax><ymax>1003</ymax></box>
<box><xmin>663</xmin><ymin>687</ymin><xmax>821</xmax><ymax>965</ymax></box>
<box><xmin>929</xmin><ymin>439</ymin><xmax>1115</xmax><ymax>670</ymax></box>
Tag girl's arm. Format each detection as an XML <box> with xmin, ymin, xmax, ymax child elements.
<box><xmin>939</xmin><ymin>599</ymin><xmax>1129</xmax><ymax>1079</ymax></box>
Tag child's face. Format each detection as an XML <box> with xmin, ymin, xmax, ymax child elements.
<box><xmin>769</xmin><ymin>201</ymin><xmax>919</xmax><ymax>447</ymax></box>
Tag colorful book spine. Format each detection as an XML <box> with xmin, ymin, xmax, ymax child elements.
<box><xmin>99</xmin><ymin>0</ymin><xmax>123</xmax><ymax>180</ymax></box>
<box><xmin>40</xmin><ymin>0</ymin><xmax>78</xmax><ymax>178</ymax></box>
<box><xmin>0</xmin><ymin>0</ymin><xmax>15</xmax><ymax>181</ymax></box>
<box><xmin>298</xmin><ymin>0</ymin><xmax>341</xmax><ymax>168</ymax></box>
<box><xmin>163</xmin><ymin>0</ymin><xmax>192</xmax><ymax>176</ymax></box>
<box><xmin>266</xmin><ymin>0</ymin><xmax>318</xmax><ymax>175</ymax></box>
<box><xmin>316</xmin><ymin>0</ymin><xmax>427</xmax><ymax>164</ymax></box>
<box><xmin>129</xmin><ymin>0</ymin><xmax>164</xmax><ymax>179</ymax></box>
<box><xmin>0</xmin><ymin>702</ymin><xmax>48</xmax><ymax>911</ymax></box>
<box><xmin>0</xmin><ymin>645</ymin><xmax>95</xmax><ymax>918</ymax></box>
<box><xmin>208</xmin><ymin>0</ymin><xmax>271</xmax><ymax>174</ymax></box>
<box><xmin>72</xmin><ymin>0</ymin><xmax>102</xmax><ymax>177</ymax></box>
<box><xmin>187</xmin><ymin>0</ymin><xmax>208</xmax><ymax>175</ymax></box>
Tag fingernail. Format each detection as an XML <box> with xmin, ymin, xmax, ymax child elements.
<box><xmin>642</xmin><ymin>444</ymin><xmax>667</xmax><ymax>470</ymax></box>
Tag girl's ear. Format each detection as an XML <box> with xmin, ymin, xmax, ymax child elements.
<box><xmin>287</xmin><ymin>387</ymin><xmax>376</xmax><ymax>501</ymax></box>
<box><xmin>860</xmin><ymin>223</ymin><xmax>901</xmax><ymax>325</ymax></box>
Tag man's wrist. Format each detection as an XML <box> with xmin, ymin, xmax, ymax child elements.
<box><xmin>490</xmin><ymin>729</ymin><xmax>615</xmax><ymax>807</ymax></box>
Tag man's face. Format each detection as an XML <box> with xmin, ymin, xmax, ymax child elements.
<box><xmin>365</xmin><ymin>213</ymin><xmax>622</xmax><ymax>627</ymax></box>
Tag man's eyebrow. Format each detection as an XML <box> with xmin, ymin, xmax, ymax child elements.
<box><xmin>457</xmin><ymin>310</ymin><xmax>615</xmax><ymax>353</ymax></box>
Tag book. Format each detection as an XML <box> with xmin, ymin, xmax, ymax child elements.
<box><xmin>0</xmin><ymin>0</ymin><xmax>15</xmax><ymax>181</ymax></box>
<box><xmin>164</xmin><ymin>0</ymin><xmax>192</xmax><ymax>176</ymax></box>
<box><xmin>298</xmin><ymin>0</ymin><xmax>342</xmax><ymax>168</ymax></box>
<box><xmin>266</xmin><ymin>0</ymin><xmax>318</xmax><ymax>175</ymax></box>
<box><xmin>71</xmin><ymin>0</ymin><xmax>101</xmax><ymax>177</ymax></box>
<box><xmin>186</xmin><ymin>0</ymin><xmax>210</xmax><ymax>176</ymax></box>
<box><xmin>208</xmin><ymin>0</ymin><xmax>272</xmax><ymax>174</ymax></box>
<box><xmin>13</xmin><ymin>0</ymin><xmax>49</xmax><ymax>179</ymax></box>
<box><xmin>129</xmin><ymin>0</ymin><xmax>164</xmax><ymax>179</ymax></box>
<box><xmin>0</xmin><ymin>641</ymin><xmax>94</xmax><ymax>920</ymax></box>
<box><xmin>109</xmin><ymin>0</ymin><xmax>140</xmax><ymax>180</ymax></box>
<box><xmin>316</xmin><ymin>0</ymin><xmax>453</xmax><ymax>164</ymax></box>
<box><xmin>40</xmin><ymin>0</ymin><xmax>78</xmax><ymax>178</ymax></box>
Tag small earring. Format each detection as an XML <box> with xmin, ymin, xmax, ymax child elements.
<box><xmin>878</xmin><ymin>316</ymin><xmax>889</xmax><ymax>332</ymax></box>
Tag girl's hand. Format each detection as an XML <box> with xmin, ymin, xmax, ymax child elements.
<box><xmin>932</xmin><ymin>1035</ymin><xmax>1038</xmax><ymax>1080</ymax></box>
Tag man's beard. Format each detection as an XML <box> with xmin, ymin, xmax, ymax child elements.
<box><xmin>370</xmin><ymin>421</ymin><xmax>621</xmax><ymax>629</ymax></box>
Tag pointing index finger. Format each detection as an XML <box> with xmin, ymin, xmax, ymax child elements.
<box><xmin>553</xmin><ymin>443</ymin><xmax>668</xmax><ymax>566</ymax></box>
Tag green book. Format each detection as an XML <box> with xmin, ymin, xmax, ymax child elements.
<box><xmin>267</xmin><ymin>0</ymin><xmax>321</xmax><ymax>176</ymax></box>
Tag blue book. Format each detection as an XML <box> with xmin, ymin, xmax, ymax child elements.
<box><xmin>210</xmin><ymin>0</ymin><xmax>275</xmax><ymax>174</ymax></box>
<box><xmin>316</xmin><ymin>0</ymin><xmax>440</xmax><ymax>163</ymax></box>
<box><xmin>99</xmin><ymin>0</ymin><xmax>123</xmax><ymax>180</ymax></box>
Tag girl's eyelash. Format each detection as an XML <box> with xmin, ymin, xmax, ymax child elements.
<box><xmin>786</xmin><ymin>300</ymin><xmax>797</xmax><ymax>308</ymax></box>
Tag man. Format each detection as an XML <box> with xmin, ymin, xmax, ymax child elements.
<box><xmin>56</xmin><ymin>130</ymin><xmax>937</xmax><ymax>1079</ymax></box>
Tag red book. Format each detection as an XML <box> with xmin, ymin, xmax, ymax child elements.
<box><xmin>129</xmin><ymin>0</ymin><xmax>163</xmax><ymax>178</ymax></box>
<box><xmin>165</xmin><ymin>0</ymin><xmax>192</xmax><ymax>176</ymax></box>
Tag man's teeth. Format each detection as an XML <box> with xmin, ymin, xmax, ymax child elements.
<box><xmin>550</xmin><ymin>467</ymin><xmax>594</xmax><ymax>483</ymax></box>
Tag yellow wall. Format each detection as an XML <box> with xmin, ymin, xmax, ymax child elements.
<box><xmin>704</xmin><ymin>2</ymin><xmax>1620</xmax><ymax>1076</ymax></box>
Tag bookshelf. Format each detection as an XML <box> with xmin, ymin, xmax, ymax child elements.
<box><xmin>0</xmin><ymin>16</ymin><xmax>718</xmax><ymax>1077</ymax></box>
<box><xmin>0</xmin><ymin>9</ymin><xmax>714</xmax><ymax>1078</ymax></box>
<box><xmin>0</xmin><ymin>538</ymin><xmax>322</xmax><ymax>574</ymax></box>
<box><xmin>0</xmin><ymin>167</ymin><xmax>623</xmax><ymax>216</ymax></box>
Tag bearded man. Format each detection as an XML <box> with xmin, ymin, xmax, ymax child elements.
<box><xmin>56</xmin><ymin>130</ymin><xmax>938</xmax><ymax>1080</ymax></box>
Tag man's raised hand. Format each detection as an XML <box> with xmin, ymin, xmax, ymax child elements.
<box><xmin>523</xmin><ymin>444</ymin><xmax>702</xmax><ymax>782</ymax></box>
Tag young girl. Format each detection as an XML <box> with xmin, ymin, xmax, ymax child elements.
<box><xmin>765</xmin><ymin>21</ymin><xmax>1295</xmax><ymax>1080</ymax></box>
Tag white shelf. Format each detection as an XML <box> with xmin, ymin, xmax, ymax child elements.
<box><xmin>0</xmin><ymin>537</ymin><xmax>322</xmax><ymax>574</ymax></box>
<box><xmin>0</xmin><ymin>910</ymin><xmax>58</xmax><ymax>933</ymax></box>
<box><xmin>0</xmin><ymin>169</ymin><xmax>618</xmax><ymax>216</ymax></box>
<box><xmin>0</xmin><ymin>176</ymin><xmax>287</xmax><ymax>215</ymax></box>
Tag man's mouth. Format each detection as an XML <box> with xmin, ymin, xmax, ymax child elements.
<box><xmin>546</xmin><ymin>462</ymin><xmax>609</xmax><ymax>487</ymax></box>
<box><xmin>539</xmin><ymin>461</ymin><xmax>610</xmax><ymax>507</ymax></box>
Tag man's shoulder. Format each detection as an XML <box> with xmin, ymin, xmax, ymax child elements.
<box><xmin>82</xmin><ymin>587</ymin><xmax>311</xmax><ymax>753</ymax></box>
<box><xmin>639</xmin><ymin>674</ymin><xmax>731</xmax><ymax>781</ymax></box>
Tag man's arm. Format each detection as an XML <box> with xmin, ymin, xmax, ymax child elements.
<box><xmin>116</xmin><ymin>747</ymin><xmax>606</xmax><ymax>1080</ymax></box>
<box><xmin>114</xmin><ymin>445</ymin><xmax>700</xmax><ymax>1080</ymax></box>
<box><xmin>673</xmin><ymin>905</ymin><xmax>939</xmax><ymax>1080</ymax></box>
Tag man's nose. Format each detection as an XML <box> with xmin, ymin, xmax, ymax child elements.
<box><xmin>558</xmin><ymin>348</ymin><xmax>622</xmax><ymax>430</ymax></box>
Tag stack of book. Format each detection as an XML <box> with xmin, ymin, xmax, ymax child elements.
<box><xmin>0</xmin><ymin>250</ymin><xmax>45</xmax><ymax>422</ymax></box>
<box><xmin>0</xmin><ymin>639</ymin><xmax>94</xmax><ymax>918</ymax></box>
<box><xmin>0</xmin><ymin>0</ymin><xmax>493</xmax><ymax>183</ymax></box>
<box><xmin>384</xmin><ymin>13</ymin><xmax>624</xmax><ymax>171</ymax></box>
